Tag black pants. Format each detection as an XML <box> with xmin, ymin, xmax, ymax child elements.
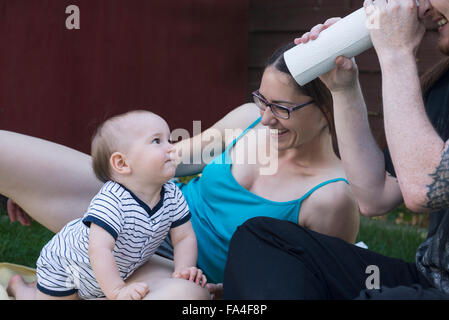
<box><xmin>223</xmin><ymin>217</ymin><xmax>449</xmax><ymax>300</ymax></box>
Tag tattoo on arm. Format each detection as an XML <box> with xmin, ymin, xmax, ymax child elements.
<box><xmin>426</xmin><ymin>144</ymin><xmax>449</xmax><ymax>211</ymax></box>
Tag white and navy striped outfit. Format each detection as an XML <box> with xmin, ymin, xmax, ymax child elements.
<box><xmin>36</xmin><ymin>180</ymin><xmax>190</xmax><ymax>299</ymax></box>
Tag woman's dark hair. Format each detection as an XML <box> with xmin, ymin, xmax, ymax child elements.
<box><xmin>265</xmin><ymin>42</ymin><xmax>339</xmax><ymax>158</ymax></box>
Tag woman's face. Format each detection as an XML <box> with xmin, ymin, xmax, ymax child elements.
<box><xmin>258</xmin><ymin>67</ymin><xmax>328</xmax><ymax>152</ymax></box>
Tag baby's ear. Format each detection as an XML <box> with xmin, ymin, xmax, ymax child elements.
<box><xmin>109</xmin><ymin>152</ymin><xmax>131</xmax><ymax>175</ymax></box>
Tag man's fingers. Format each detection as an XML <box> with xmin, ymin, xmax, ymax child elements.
<box><xmin>376</xmin><ymin>0</ymin><xmax>388</xmax><ymax>9</ymax></box>
<box><xmin>363</xmin><ymin>0</ymin><xmax>374</xmax><ymax>10</ymax></box>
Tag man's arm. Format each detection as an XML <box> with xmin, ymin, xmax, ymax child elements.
<box><xmin>379</xmin><ymin>53</ymin><xmax>449</xmax><ymax>212</ymax></box>
<box><xmin>366</xmin><ymin>0</ymin><xmax>449</xmax><ymax>212</ymax></box>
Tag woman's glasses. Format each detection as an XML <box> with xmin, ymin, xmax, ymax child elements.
<box><xmin>252</xmin><ymin>90</ymin><xmax>314</xmax><ymax>120</ymax></box>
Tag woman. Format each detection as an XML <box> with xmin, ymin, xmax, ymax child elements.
<box><xmin>1</xmin><ymin>42</ymin><xmax>359</xmax><ymax>299</ymax></box>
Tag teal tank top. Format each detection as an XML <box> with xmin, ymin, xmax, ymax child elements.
<box><xmin>177</xmin><ymin>116</ymin><xmax>349</xmax><ymax>283</ymax></box>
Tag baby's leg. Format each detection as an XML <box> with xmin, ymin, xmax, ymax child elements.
<box><xmin>0</xmin><ymin>131</ymin><xmax>102</xmax><ymax>233</ymax></box>
<box><xmin>7</xmin><ymin>275</ymin><xmax>80</xmax><ymax>300</ymax></box>
<box><xmin>7</xmin><ymin>275</ymin><xmax>79</xmax><ymax>300</ymax></box>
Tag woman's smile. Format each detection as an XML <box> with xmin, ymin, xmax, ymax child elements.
<box><xmin>270</xmin><ymin>128</ymin><xmax>290</xmax><ymax>138</ymax></box>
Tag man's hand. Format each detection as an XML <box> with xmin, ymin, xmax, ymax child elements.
<box><xmin>172</xmin><ymin>266</ymin><xmax>207</xmax><ymax>288</ymax></box>
<box><xmin>364</xmin><ymin>0</ymin><xmax>425</xmax><ymax>60</ymax></box>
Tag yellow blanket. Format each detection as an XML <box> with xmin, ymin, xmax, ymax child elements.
<box><xmin>0</xmin><ymin>263</ymin><xmax>36</xmax><ymax>300</ymax></box>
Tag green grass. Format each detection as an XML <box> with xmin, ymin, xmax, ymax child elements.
<box><xmin>356</xmin><ymin>216</ymin><xmax>427</xmax><ymax>263</ymax></box>
<box><xmin>0</xmin><ymin>207</ymin><xmax>54</xmax><ymax>268</ymax></box>
<box><xmin>0</xmin><ymin>204</ymin><xmax>427</xmax><ymax>268</ymax></box>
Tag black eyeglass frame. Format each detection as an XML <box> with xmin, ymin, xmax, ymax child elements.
<box><xmin>252</xmin><ymin>90</ymin><xmax>315</xmax><ymax>119</ymax></box>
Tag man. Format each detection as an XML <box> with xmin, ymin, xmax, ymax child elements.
<box><xmin>223</xmin><ymin>0</ymin><xmax>449</xmax><ymax>299</ymax></box>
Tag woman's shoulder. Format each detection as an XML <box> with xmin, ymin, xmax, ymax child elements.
<box><xmin>301</xmin><ymin>174</ymin><xmax>360</xmax><ymax>242</ymax></box>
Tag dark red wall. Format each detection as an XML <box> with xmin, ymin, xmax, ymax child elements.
<box><xmin>0</xmin><ymin>0</ymin><xmax>249</xmax><ymax>153</ymax></box>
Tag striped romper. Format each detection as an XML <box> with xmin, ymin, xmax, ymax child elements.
<box><xmin>36</xmin><ymin>180</ymin><xmax>191</xmax><ymax>299</ymax></box>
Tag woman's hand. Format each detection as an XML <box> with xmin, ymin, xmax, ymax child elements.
<box><xmin>294</xmin><ymin>18</ymin><xmax>359</xmax><ymax>92</ymax></box>
<box><xmin>363</xmin><ymin>0</ymin><xmax>425</xmax><ymax>61</ymax></box>
<box><xmin>7</xmin><ymin>199</ymin><xmax>31</xmax><ymax>226</ymax></box>
<box><xmin>172</xmin><ymin>266</ymin><xmax>207</xmax><ymax>288</ymax></box>
<box><xmin>206</xmin><ymin>283</ymin><xmax>223</xmax><ymax>300</ymax></box>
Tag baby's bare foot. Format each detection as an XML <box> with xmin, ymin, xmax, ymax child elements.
<box><xmin>7</xmin><ymin>274</ymin><xmax>36</xmax><ymax>299</ymax></box>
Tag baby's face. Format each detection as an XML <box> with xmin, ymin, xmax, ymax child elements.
<box><xmin>120</xmin><ymin>113</ymin><xmax>177</xmax><ymax>184</ymax></box>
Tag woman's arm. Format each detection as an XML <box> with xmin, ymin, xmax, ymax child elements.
<box><xmin>174</xmin><ymin>103</ymin><xmax>261</xmax><ymax>177</ymax></box>
<box><xmin>331</xmin><ymin>81</ymin><xmax>403</xmax><ymax>216</ymax></box>
<box><xmin>297</xmin><ymin>21</ymin><xmax>403</xmax><ymax>216</ymax></box>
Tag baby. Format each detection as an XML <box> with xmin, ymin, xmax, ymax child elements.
<box><xmin>8</xmin><ymin>110</ymin><xmax>206</xmax><ymax>300</ymax></box>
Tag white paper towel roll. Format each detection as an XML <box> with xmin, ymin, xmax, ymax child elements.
<box><xmin>284</xmin><ymin>8</ymin><xmax>372</xmax><ymax>86</ymax></box>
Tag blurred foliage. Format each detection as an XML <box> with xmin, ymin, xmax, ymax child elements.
<box><xmin>371</xmin><ymin>204</ymin><xmax>430</xmax><ymax>229</ymax></box>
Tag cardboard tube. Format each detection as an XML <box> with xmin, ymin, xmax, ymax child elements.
<box><xmin>284</xmin><ymin>8</ymin><xmax>372</xmax><ymax>86</ymax></box>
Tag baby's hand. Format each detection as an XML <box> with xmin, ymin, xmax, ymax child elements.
<box><xmin>112</xmin><ymin>282</ymin><xmax>149</xmax><ymax>300</ymax></box>
<box><xmin>172</xmin><ymin>267</ymin><xmax>207</xmax><ymax>287</ymax></box>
